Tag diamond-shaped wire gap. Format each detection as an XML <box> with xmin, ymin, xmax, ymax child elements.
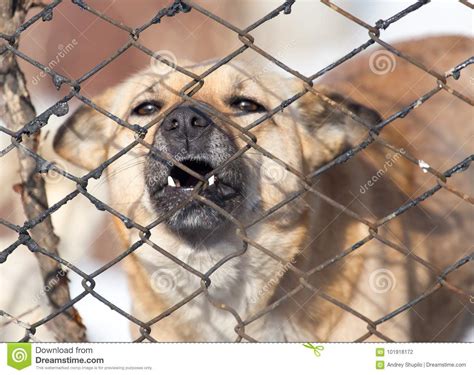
<box><xmin>46</xmin><ymin>183</ymin><xmax>127</xmax><ymax>271</ymax></box>
<box><xmin>138</xmin><ymin>1</ymin><xmax>245</xmax><ymax>63</ymax></box>
<box><xmin>245</xmin><ymin>1</ymin><xmax>373</xmax><ymax>78</ymax></box>
<box><xmin>50</xmin><ymin>0</ymin><xmax>133</xmax><ymax>69</ymax></box>
<box><xmin>14</xmin><ymin>14</ymin><xmax>146</xmax><ymax>101</ymax></box>
<box><xmin>15</xmin><ymin>0</ymin><xmax>140</xmax><ymax>96</ymax></box>
<box><xmin>18</xmin><ymin>7</ymin><xmax>83</xmax><ymax>89</ymax></box>
<box><xmin>69</xmin><ymin>257</ymin><xmax>148</xmax><ymax>341</ymax></box>
<box><xmin>64</xmin><ymin>0</ymin><xmax>239</xmax><ymax>88</ymax></box>
<box><xmin>139</xmin><ymin>286</ymin><xmax>205</xmax><ymax>342</ymax></box>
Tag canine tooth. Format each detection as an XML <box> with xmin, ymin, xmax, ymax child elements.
<box><xmin>168</xmin><ymin>176</ymin><xmax>176</xmax><ymax>187</ymax></box>
<box><xmin>208</xmin><ymin>175</ymin><xmax>215</xmax><ymax>186</ymax></box>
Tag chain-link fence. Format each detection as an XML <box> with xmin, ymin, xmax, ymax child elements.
<box><xmin>0</xmin><ymin>0</ymin><xmax>473</xmax><ymax>342</ymax></box>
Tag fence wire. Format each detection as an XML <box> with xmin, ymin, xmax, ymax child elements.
<box><xmin>0</xmin><ymin>0</ymin><xmax>473</xmax><ymax>343</ymax></box>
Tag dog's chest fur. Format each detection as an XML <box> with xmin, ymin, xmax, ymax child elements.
<box><xmin>129</xmin><ymin>227</ymin><xmax>307</xmax><ymax>341</ymax></box>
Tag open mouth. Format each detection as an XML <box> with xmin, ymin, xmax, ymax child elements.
<box><xmin>167</xmin><ymin>160</ymin><xmax>214</xmax><ymax>189</ymax></box>
<box><xmin>164</xmin><ymin>159</ymin><xmax>237</xmax><ymax>199</ymax></box>
<box><xmin>145</xmin><ymin>152</ymin><xmax>246</xmax><ymax>236</ymax></box>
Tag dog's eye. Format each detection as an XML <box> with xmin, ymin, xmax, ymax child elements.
<box><xmin>230</xmin><ymin>97</ymin><xmax>266</xmax><ymax>113</ymax></box>
<box><xmin>132</xmin><ymin>101</ymin><xmax>161</xmax><ymax>116</ymax></box>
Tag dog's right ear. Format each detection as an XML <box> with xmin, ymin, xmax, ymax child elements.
<box><xmin>53</xmin><ymin>89</ymin><xmax>117</xmax><ymax>170</ymax></box>
<box><xmin>294</xmin><ymin>84</ymin><xmax>382</xmax><ymax>170</ymax></box>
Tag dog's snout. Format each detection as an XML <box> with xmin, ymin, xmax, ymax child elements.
<box><xmin>162</xmin><ymin>105</ymin><xmax>210</xmax><ymax>142</ymax></box>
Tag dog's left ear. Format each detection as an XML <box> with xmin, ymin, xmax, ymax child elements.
<box><xmin>53</xmin><ymin>88</ymin><xmax>117</xmax><ymax>171</ymax></box>
<box><xmin>295</xmin><ymin>86</ymin><xmax>382</xmax><ymax>169</ymax></box>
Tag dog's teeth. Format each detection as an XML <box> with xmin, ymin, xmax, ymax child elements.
<box><xmin>208</xmin><ymin>175</ymin><xmax>215</xmax><ymax>186</ymax></box>
<box><xmin>168</xmin><ymin>176</ymin><xmax>176</xmax><ymax>187</ymax></box>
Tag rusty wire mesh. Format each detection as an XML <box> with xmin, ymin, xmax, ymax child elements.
<box><xmin>0</xmin><ymin>0</ymin><xmax>473</xmax><ymax>343</ymax></box>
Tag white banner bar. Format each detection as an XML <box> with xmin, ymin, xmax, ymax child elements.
<box><xmin>1</xmin><ymin>343</ymin><xmax>471</xmax><ymax>374</ymax></box>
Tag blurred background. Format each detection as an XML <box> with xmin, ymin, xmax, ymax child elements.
<box><xmin>0</xmin><ymin>0</ymin><xmax>472</xmax><ymax>341</ymax></box>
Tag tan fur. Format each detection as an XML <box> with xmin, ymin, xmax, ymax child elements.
<box><xmin>54</xmin><ymin>36</ymin><xmax>473</xmax><ymax>342</ymax></box>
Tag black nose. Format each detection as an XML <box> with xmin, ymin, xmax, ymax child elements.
<box><xmin>161</xmin><ymin>105</ymin><xmax>210</xmax><ymax>144</ymax></box>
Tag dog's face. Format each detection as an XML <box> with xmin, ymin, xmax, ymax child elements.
<box><xmin>54</xmin><ymin>62</ymin><xmax>377</xmax><ymax>245</ymax></box>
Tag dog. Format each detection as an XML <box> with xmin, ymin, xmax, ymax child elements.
<box><xmin>53</xmin><ymin>35</ymin><xmax>473</xmax><ymax>342</ymax></box>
